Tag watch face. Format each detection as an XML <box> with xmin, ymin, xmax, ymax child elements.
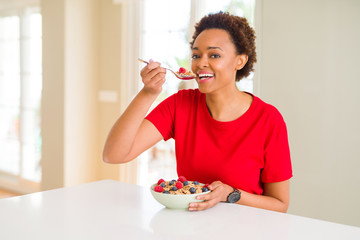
<box><xmin>227</xmin><ymin>191</ymin><xmax>241</xmax><ymax>203</ymax></box>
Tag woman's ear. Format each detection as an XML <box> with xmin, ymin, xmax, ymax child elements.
<box><xmin>236</xmin><ymin>54</ymin><xmax>248</xmax><ymax>70</ymax></box>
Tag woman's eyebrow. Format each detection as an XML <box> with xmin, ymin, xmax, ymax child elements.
<box><xmin>192</xmin><ymin>46</ymin><xmax>224</xmax><ymax>51</ymax></box>
<box><xmin>208</xmin><ymin>46</ymin><xmax>223</xmax><ymax>51</ymax></box>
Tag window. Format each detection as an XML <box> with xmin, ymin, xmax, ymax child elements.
<box><xmin>0</xmin><ymin>6</ymin><xmax>42</xmax><ymax>192</ymax></box>
<box><xmin>137</xmin><ymin>0</ymin><xmax>256</xmax><ymax>186</ymax></box>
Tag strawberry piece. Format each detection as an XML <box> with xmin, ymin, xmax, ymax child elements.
<box><xmin>154</xmin><ymin>185</ymin><xmax>163</xmax><ymax>193</ymax></box>
<box><xmin>176</xmin><ymin>181</ymin><xmax>183</xmax><ymax>189</ymax></box>
<box><xmin>178</xmin><ymin>67</ymin><xmax>186</xmax><ymax>74</ymax></box>
<box><xmin>157</xmin><ymin>179</ymin><xmax>165</xmax><ymax>185</ymax></box>
<box><xmin>177</xmin><ymin>176</ymin><xmax>187</xmax><ymax>183</ymax></box>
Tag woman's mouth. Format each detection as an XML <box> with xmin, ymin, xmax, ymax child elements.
<box><xmin>197</xmin><ymin>73</ymin><xmax>214</xmax><ymax>83</ymax></box>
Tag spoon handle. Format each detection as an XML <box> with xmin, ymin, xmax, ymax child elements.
<box><xmin>137</xmin><ymin>58</ymin><xmax>195</xmax><ymax>80</ymax></box>
<box><xmin>138</xmin><ymin>58</ymin><xmax>149</xmax><ymax>64</ymax></box>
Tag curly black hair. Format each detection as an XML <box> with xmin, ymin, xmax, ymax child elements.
<box><xmin>190</xmin><ymin>12</ymin><xmax>257</xmax><ymax>81</ymax></box>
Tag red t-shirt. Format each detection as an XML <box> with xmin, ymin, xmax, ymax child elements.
<box><xmin>146</xmin><ymin>89</ymin><xmax>292</xmax><ymax>195</ymax></box>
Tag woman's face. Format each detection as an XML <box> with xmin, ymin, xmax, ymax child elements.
<box><xmin>191</xmin><ymin>28</ymin><xmax>246</xmax><ymax>94</ymax></box>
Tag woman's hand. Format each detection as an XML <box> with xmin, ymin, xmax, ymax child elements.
<box><xmin>103</xmin><ymin>59</ymin><xmax>166</xmax><ymax>164</ymax></box>
<box><xmin>140</xmin><ymin>59</ymin><xmax>166</xmax><ymax>95</ymax></box>
<box><xmin>188</xmin><ymin>181</ymin><xmax>233</xmax><ymax>211</ymax></box>
<box><xmin>188</xmin><ymin>180</ymin><xmax>290</xmax><ymax>212</ymax></box>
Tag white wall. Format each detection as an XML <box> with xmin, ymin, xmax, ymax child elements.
<box><xmin>97</xmin><ymin>0</ymin><xmax>124</xmax><ymax>181</ymax></box>
<box><xmin>258</xmin><ymin>0</ymin><xmax>360</xmax><ymax>227</ymax></box>
<box><xmin>41</xmin><ymin>0</ymin><xmax>134</xmax><ymax>190</ymax></box>
<box><xmin>42</xmin><ymin>0</ymin><xmax>101</xmax><ymax>189</ymax></box>
<box><xmin>63</xmin><ymin>0</ymin><xmax>100</xmax><ymax>187</ymax></box>
<box><xmin>41</xmin><ymin>0</ymin><xmax>66</xmax><ymax>190</ymax></box>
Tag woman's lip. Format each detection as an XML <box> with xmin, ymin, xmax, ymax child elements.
<box><xmin>198</xmin><ymin>76</ymin><xmax>214</xmax><ymax>83</ymax></box>
<box><xmin>197</xmin><ymin>71</ymin><xmax>214</xmax><ymax>75</ymax></box>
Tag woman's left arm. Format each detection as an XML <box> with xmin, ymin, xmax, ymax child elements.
<box><xmin>189</xmin><ymin>180</ymin><xmax>290</xmax><ymax>213</ymax></box>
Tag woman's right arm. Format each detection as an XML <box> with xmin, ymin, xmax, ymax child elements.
<box><xmin>103</xmin><ymin>60</ymin><xmax>166</xmax><ymax>164</ymax></box>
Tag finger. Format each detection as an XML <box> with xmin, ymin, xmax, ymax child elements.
<box><xmin>208</xmin><ymin>181</ymin><xmax>221</xmax><ymax>191</ymax></box>
<box><xmin>152</xmin><ymin>76</ymin><xmax>166</xmax><ymax>89</ymax></box>
<box><xmin>154</xmin><ymin>76</ymin><xmax>166</xmax><ymax>87</ymax></box>
<box><xmin>143</xmin><ymin>74</ymin><xmax>166</xmax><ymax>93</ymax></box>
<box><xmin>189</xmin><ymin>199</ymin><xmax>216</xmax><ymax>211</ymax></box>
<box><xmin>140</xmin><ymin>61</ymin><xmax>162</xmax><ymax>77</ymax></box>
<box><xmin>140</xmin><ymin>65</ymin><xmax>158</xmax><ymax>80</ymax></box>
<box><xmin>148</xmin><ymin>61</ymin><xmax>161</xmax><ymax>70</ymax></box>
<box><xmin>142</xmin><ymin>66</ymin><xmax>166</xmax><ymax>83</ymax></box>
<box><xmin>195</xmin><ymin>191</ymin><xmax>213</xmax><ymax>201</ymax></box>
<box><xmin>142</xmin><ymin>70</ymin><xmax>164</xmax><ymax>86</ymax></box>
<box><xmin>145</xmin><ymin>72</ymin><xmax>166</xmax><ymax>86</ymax></box>
<box><xmin>189</xmin><ymin>191</ymin><xmax>219</xmax><ymax>211</ymax></box>
<box><xmin>149</xmin><ymin>67</ymin><xmax>166</xmax><ymax>79</ymax></box>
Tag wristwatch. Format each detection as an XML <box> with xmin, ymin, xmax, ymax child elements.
<box><xmin>226</xmin><ymin>188</ymin><xmax>241</xmax><ymax>203</ymax></box>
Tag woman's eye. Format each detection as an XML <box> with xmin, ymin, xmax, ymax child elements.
<box><xmin>210</xmin><ymin>54</ymin><xmax>220</xmax><ymax>58</ymax></box>
<box><xmin>191</xmin><ymin>54</ymin><xmax>200</xmax><ymax>59</ymax></box>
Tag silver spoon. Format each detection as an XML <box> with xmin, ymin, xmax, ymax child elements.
<box><xmin>138</xmin><ymin>58</ymin><xmax>195</xmax><ymax>80</ymax></box>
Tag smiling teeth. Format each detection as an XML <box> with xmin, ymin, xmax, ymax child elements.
<box><xmin>198</xmin><ymin>74</ymin><xmax>214</xmax><ymax>78</ymax></box>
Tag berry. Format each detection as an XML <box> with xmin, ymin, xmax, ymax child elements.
<box><xmin>189</xmin><ymin>187</ymin><xmax>196</xmax><ymax>194</ymax></box>
<box><xmin>169</xmin><ymin>180</ymin><xmax>176</xmax><ymax>186</ymax></box>
<box><xmin>176</xmin><ymin>182</ymin><xmax>183</xmax><ymax>189</ymax></box>
<box><xmin>202</xmin><ymin>187</ymin><xmax>209</xmax><ymax>192</ymax></box>
<box><xmin>178</xmin><ymin>176</ymin><xmax>187</xmax><ymax>183</ymax></box>
<box><xmin>163</xmin><ymin>191</ymin><xmax>170</xmax><ymax>194</ymax></box>
<box><xmin>160</xmin><ymin>182</ymin><xmax>166</xmax><ymax>188</ymax></box>
<box><xmin>204</xmin><ymin>183</ymin><xmax>210</xmax><ymax>188</ymax></box>
<box><xmin>171</xmin><ymin>186</ymin><xmax>178</xmax><ymax>191</ymax></box>
<box><xmin>154</xmin><ymin>186</ymin><xmax>163</xmax><ymax>193</ymax></box>
<box><xmin>179</xmin><ymin>67</ymin><xmax>186</xmax><ymax>74</ymax></box>
<box><xmin>183</xmin><ymin>181</ymin><xmax>189</xmax><ymax>186</ymax></box>
<box><xmin>157</xmin><ymin>179</ymin><xmax>165</xmax><ymax>185</ymax></box>
<box><xmin>193</xmin><ymin>181</ymin><xmax>199</xmax><ymax>185</ymax></box>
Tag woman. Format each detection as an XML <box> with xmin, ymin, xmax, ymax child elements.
<box><xmin>103</xmin><ymin>12</ymin><xmax>292</xmax><ymax>212</ymax></box>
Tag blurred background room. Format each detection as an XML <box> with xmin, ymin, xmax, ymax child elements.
<box><xmin>0</xmin><ymin>0</ymin><xmax>359</xmax><ymax>228</ymax></box>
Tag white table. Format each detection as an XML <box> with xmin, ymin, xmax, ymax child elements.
<box><xmin>0</xmin><ymin>180</ymin><xmax>359</xmax><ymax>240</ymax></box>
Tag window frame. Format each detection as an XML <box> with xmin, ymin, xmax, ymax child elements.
<box><xmin>0</xmin><ymin>1</ymin><xmax>41</xmax><ymax>194</ymax></box>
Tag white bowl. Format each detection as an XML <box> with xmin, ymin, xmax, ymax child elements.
<box><xmin>150</xmin><ymin>183</ymin><xmax>210</xmax><ymax>209</ymax></box>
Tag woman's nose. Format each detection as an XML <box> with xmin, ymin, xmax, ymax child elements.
<box><xmin>197</xmin><ymin>56</ymin><xmax>209</xmax><ymax>68</ymax></box>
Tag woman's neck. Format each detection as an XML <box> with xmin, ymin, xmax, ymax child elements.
<box><xmin>205</xmin><ymin>86</ymin><xmax>252</xmax><ymax>122</ymax></box>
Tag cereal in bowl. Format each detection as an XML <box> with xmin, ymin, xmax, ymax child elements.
<box><xmin>154</xmin><ymin>176</ymin><xmax>210</xmax><ymax>195</ymax></box>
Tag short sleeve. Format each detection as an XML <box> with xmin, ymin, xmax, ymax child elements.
<box><xmin>145</xmin><ymin>94</ymin><xmax>176</xmax><ymax>141</ymax></box>
<box><xmin>261</xmin><ymin>112</ymin><xmax>293</xmax><ymax>183</ymax></box>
